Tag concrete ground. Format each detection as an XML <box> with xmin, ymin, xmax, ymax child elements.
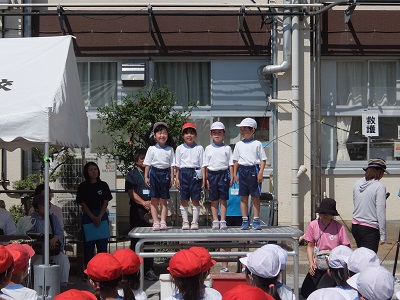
<box><xmin>66</xmin><ymin>221</ymin><xmax>400</xmax><ymax>299</ymax></box>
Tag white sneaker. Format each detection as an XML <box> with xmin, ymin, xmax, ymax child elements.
<box><xmin>220</xmin><ymin>220</ymin><xmax>228</xmax><ymax>230</ymax></box>
<box><xmin>212</xmin><ymin>220</ymin><xmax>220</xmax><ymax>230</ymax></box>
<box><xmin>220</xmin><ymin>267</ymin><xmax>229</xmax><ymax>273</ymax></box>
<box><xmin>182</xmin><ymin>222</ymin><xmax>190</xmax><ymax>230</ymax></box>
<box><xmin>190</xmin><ymin>222</ymin><xmax>199</xmax><ymax>230</ymax></box>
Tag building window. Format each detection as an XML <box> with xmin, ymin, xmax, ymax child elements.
<box><xmin>322</xmin><ymin>60</ymin><xmax>400</xmax><ymax>163</ymax></box>
<box><xmin>154</xmin><ymin>62</ymin><xmax>211</xmax><ymax>106</ymax></box>
<box><xmin>77</xmin><ymin>62</ymin><xmax>118</xmax><ymax>108</ymax></box>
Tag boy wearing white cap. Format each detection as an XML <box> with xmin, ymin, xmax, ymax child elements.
<box><xmin>232</xmin><ymin>118</ymin><xmax>267</xmax><ymax>230</ymax></box>
<box><xmin>203</xmin><ymin>121</ymin><xmax>234</xmax><ymax>230</ymax></box>
<box><xmin>347</xmin><ymin>247</ymin><xmax>380</xmax><ymax>276</ymax></box>
<box><xmin>327</xmin><ymin>245</ymin><xmax>357</xmax><ymax>300</ymax></box>
<box><xmin>347</xmin><ymin>265</ymin><xmax>394</xmax><ymax>300</ymax></box>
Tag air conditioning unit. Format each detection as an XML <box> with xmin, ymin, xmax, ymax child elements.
<box><xmin>121</xmin><ymin>62</ymin><xmax>145</xmax><ymax>87</ymax></box>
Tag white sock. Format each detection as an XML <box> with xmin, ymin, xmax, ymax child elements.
<box><xmin>180</xmin><ymin>205</ymin><xmax>189</xmax><ymax>223</ymax></box>
<box><xmin>192</xmin><ymin>206</ymin><xmax>201</xmax><ymax>223</ymax></box>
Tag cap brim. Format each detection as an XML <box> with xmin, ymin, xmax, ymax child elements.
<box><xmin>346</xmin><ymin>273</ymin><xmax>359</xmax><ymax>291</ymax></box>
<box><xmin>21</xmin><ymin>244</ymin><xmax>35</xmax><ymax>257</ymax></box>
<box><xmin>210</xmin><ymin>258</ymin><xmax>217</xmax><ymax>266</ymax></box>
<box><xmin>239</xmin><ymin>257</ymin><xmax>248</xmax><ymax>266</ymax></box>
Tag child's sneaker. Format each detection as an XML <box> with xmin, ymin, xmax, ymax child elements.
<box><xmin>152</xmin><ymin>222</ymin><xmax>160</xmax><ymax>231</ymax></box>
<box><xmin>212</xmin><ymin>220</ymin><xmax>220</xmax><ymax>230</ymax></box>
<box><xmin>182</xmin><ymin>221</ymin><xmax>190</xmax><ymax>230</ymax></box>
<box><xmin>241</xmin><ymin>219</ymin><xmax>249</xmax><ymax>230</ymax></box>
<box><xmin>190</xmin><ymin>222</ymin><xmax>199</xmax><ymax>230</ymax></box>
<box><xmin>252</xmin><ymin>219</ymin><xmax>261</xmax><ymax>230</ymax></box>
<box><xmin>220</xmin><ymin>267</ymin><xmax>229</xmax><ymax>273</ymax></box>
<box><xmin>219</xmin><ymin>220</ymin><xmax>228</xmax><ymax>230</ymax></box>
<box><xmin>160</xmin><ymin>221</ymin><xmax>168</xmax><ymax>230</ymax></box>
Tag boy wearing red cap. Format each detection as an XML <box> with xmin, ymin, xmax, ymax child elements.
<box><xmin>113</xmin><ymin>248</ymin><xmax>147</xmax><ymax>300</ymax></box>
<box><xmin>165</xmin><ymin>249</ymin><xmax>221</xmax><ymax>300</ymax></box>
<box><xmin>85</xmin><ymin>253</ymin><xmax>135</xmax><ymax>300</ymax></box>
<box><xmin>175</xmin><ymin>122</ymin><xmax>205</xmax><ymax>230</ymax></box>
<box><xmin>0</xmin><ymin>244</ymin><xmax>37</xmax><ymax>300</ymax></box>
<box><xmin>0</xmin><ymin>245</ymin><xmax>13</xmax><ymax>291</ymax></box>
<box><xmin>54</xmin><ymin>289</ymin><xmax>97</xmax><ymax>300</ymax></box>
<box><xmin>202</xmin><ymin>121</ymin><xmax>234</xmax><ymax>230</ymax></box>
<box><xmin>188</xmin><ymin>247</ymin><xmax>222</xmax><ymax>299</ymax></box>
<box><xmin>222</xmin><ymin>285</ymin><xmax>274</xmax><ymax>300</ymax></box>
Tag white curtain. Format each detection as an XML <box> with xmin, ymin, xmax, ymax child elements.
<box><xmin>154</xmin><ymin>62</ymin><xmax>210</xmax><ymax>106</ymax></box>
<box><xmin>336</xmin><ymin>116</ymin><xmax>352</xmax><ymax>161</ymax></box>
<box><xmin>337</xmin><ymin>61</ymin><xmax>367</xmax><ymax>106</ymax></box>
<box><xmin>77</xmin><ymin>62</ymin><xmax>117</xmax><ymax>108</ymax></box>
<box><xmin>369</xmin><ymin>61</ymin><xmax>396</xmax><ymax>106</ymax></box>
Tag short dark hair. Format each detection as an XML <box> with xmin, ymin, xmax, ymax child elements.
<box><xmin>83</xmin><ymin>162</ymin><xmax>100</xmax><ymax>181</ymax></box>
<box><xmin>133</xmin><ymin>148</ymin><xmax>147</xmax><ymax>163</ymax></box>
<box><xmin>182</xmin><ymin>127</ymin><xmax>197</xmax><ymax>135</ymax></box>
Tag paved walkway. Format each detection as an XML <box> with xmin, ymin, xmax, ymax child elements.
<box><xmin>66</xmin><ymin>220</ymin><xmax>400</xmax><ymax>299</ymax></box>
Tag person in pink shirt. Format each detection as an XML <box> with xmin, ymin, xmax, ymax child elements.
<box><xmin>300</xmin><ymin>198</ymin><xmax>351</xmax><ymax>298</ymax></box>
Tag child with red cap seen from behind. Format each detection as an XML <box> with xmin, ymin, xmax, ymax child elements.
<box><xmin>202</xmin><ymin>121</ymin><xmax>234</xmax><ymax>230</ymax></box>
<box><xmin>222</xmin><ymin>285</ymin><xmax>274</xmax><ymax>300</ymax></box>
<box><xmin>84</xmin><ymin>253</ymin><xmax>135</xmax><ymax>300</ymax></box>
<box><xmin>144</xmin><ymin>122</ymin><xmax>175</xmax><ymax>231</ymax></box>
<box><xmin>113</xmin><ymin>248</ymin><xmax>147</xmax><ymax>300</ymax></box>
<box><xmin>0</xmin><ymin>245</ymin><xmax>14</xmax><ymax>292</ymax></box>
<box><xmin>175</xmin><ymin>122</ymin><xmax>205</xmax><ymax>230</ymax></box>
<box><xmin>188</xmin><ymin>247</ymin><xmax>222</xmax><ymax>299</ymax></box>
<box><xmin>0</xmin><ymin>244</ymin><xmax>37</xmax><ymax>300</ymax></box>
<box><xmin>54</xmin><ymin>289</ymin><xmax>97</xmax><ymax>300</ymax></box>
<box><xmin>164</xmin><ymin>249</ymin><xmax>219</xmax><ymax>300</ymax></box>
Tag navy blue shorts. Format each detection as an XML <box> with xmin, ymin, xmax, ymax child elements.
<box><xmin>179</xmin><ymin>168</ymin><xmax>202</xmax><ymax>201</ymax></box>
<box><xmin>207</xmin><ymin>170</ymin><xmax>230</xmax><ymax>201</ymax></box>
<box><xmin>149</xmin><ymin>166</ymin><xmax>171</xmax><ymax>199</ymax></box>
<box><xmin>238</xmin><ymin>165</ymin><xmax>261</xmax><ymax>197</ymax></box>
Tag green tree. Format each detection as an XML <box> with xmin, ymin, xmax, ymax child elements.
<box><xmin>97</xmin><ymin>83</ymin><xmax>194</xmax><ymax>176</ymax></box>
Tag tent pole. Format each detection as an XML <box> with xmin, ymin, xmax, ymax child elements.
<box><xmin>44</xmin><ymin>142</ymin><xmax>50</xmax><ymax>266</ymax></box>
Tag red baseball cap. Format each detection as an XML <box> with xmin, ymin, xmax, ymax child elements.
<box><xmin>222</xmin><ymin>285</ymin><xmax>274</xmax><ymax>300</ymax></box>
<box><xmin>113</xmin><ymin>248</ymin><xmax>143</xmax><ymax>275</ymax></box>
<box><xmin>54</xmin><ymin>289</ymin><xmax>97</xmax><ymax>300</ymax></box>
<box><xmin>182</xmin><ymin>122</ymin><xmax>196</xmax><ymax>132</ymax></box>
<box><xmin>0</xmin><ymin>245</ymin><xmax>13</xmax><ymax>274</ymax></box>
<box><xmin>84</xmin><ymin>253</ymin><xmax>122</xmax><ymax>282</ymax></box>
<box><xmin>167</xmin><ymin>249</ymin><xmax>202</xmax><ymax>277</ymax></box>
<box><xmin>189</xmin><ymin>246</ymin><xmax>216</xmax><ymax>273</ymax></box>
<box><xmin>5</xmin><ymin>244</ymin><xmax>35</xmax><ymax>274</ymax></box>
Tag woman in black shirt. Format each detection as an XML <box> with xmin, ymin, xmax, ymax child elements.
<box><xmin>76</xmin><ymin>162</ymin><xmax>112</xmax><ymax>269</ymax></box>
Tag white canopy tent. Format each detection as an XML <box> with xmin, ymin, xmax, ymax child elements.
<box><xmin>0</xmin><ymin>35</ymin><xmax>89</xmax><ymax>296</ymax></box>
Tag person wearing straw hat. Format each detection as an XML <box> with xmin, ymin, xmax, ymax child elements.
<box><xmin>352</xmin><ymin>158</ymin><xmax>388</xmax><ymax>253</ymax></box>
<box><xmin>1</xmin><ymin>244</ymin><xmax>37</xmax><ymax>300</ymax></box>
<box><xmin>300</xmin><ymin>198</ymin><xmax>350</xmax><ymax>298</ymax></box>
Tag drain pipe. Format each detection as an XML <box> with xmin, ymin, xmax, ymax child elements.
<box><xmin>258</xmin><ymin>0</ymin><xmax>292</xmax><ymax>76</ymax></box>
<box><xmin>291</xmin><ymin>1</ymin><xmax>300</xmax><ymax>230</ymax></box>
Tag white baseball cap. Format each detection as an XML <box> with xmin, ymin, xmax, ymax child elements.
<box><xmin>239</xmin><ymin>248</ymin><xmax>280</xmax><ymax>278</ymax></box>
<box><xmin>308</xmin><ymin>288</ymin><xmax>352</xmax><ymax>300</ymax></box>
<box><xmin>328</xmin><ymin>245</ymin><xmax>353</xmax><ymax>269</ymax></box>
<box><xmin>347</xmin><ymin>266</ymin><xmax>394</xmax><ymax>300</ymax></box>
<box><xmin>261</xmin><ymin>244</ymin><xmax>288</xmax><ymax>270</ymax></box>
<box><xmin>347</xmin><ymin>247</ymin><xmax>380</xmax><ymax>273</ymax></box>
<box><xmin>236</xmin><ymin>118</ymin><xmax>257</xmax><ymax>129</ymax></box>
<box><xmin>210</xmin><ymin>121</ymin><xmax>225</xmax><ymax>131</ymax></box>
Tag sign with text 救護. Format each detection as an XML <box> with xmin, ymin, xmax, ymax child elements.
<box><xmin>362</xmin><ymin>113</ymin><xmax>379</xmax><ymax>137</ymax></box>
